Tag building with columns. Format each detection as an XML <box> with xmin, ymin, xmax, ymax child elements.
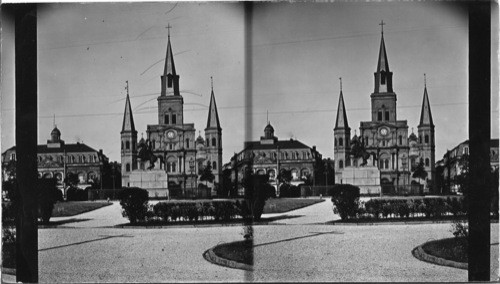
<box><xmin>227</xmin><ymin>122</ymin><xmax>323</xmax><ymax>195</ymax></box>
<box><xmin>334</xmin><ymin>23</ymin><xmax>436</xmax><ymax>193</ymax></box>
<box><xmin>120</xmin><ymin>29</ymin><xmax>222</xmax><ymax>192</ymax></box>
<box><xmin>2</xmin><ymin>126</ymin><xmax>109</xmax><ymax>190</ymax></box>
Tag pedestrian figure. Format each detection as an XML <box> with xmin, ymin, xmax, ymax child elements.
<box><xmin>107</xmin><ymin>197</ymin><xmax>110</xmax><ymax>204</ymax></box>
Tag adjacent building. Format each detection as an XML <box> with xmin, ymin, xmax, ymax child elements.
<box><xmin>334</xmin><ymin>24</ymin><xmax>436</xmax><ymax>193</ymax></box>
<box><xmin>2</xmin><ymin>126</ymin><xmax>109</xmax><ymax>190</ymax></box>
<box><xmin>436</xmin><ymin>139</ymin><xmax>499</xmax><ymax>193</ymax></box>
<box><xmin>121</xmin><ymin>29</ymin><xmax>222</xmax><ymax>194</ymax></box>
<box><xmin>226</xmin><ymin>122</ymin><xmax>323</xmax><ymax>195</ymax></box>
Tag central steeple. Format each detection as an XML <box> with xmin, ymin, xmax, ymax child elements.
<box><xmin>374</xmin><ymin>20</ymin><xmax>393</xmax><ymax>94</ymax></box>
<box><xmin>161</xmin><ymin>24</ymin><xmax>180</xmax><ymax>97</ymax></box>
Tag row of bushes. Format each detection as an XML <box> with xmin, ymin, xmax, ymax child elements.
<box><xmin>360</xmin><ymin>197</ymin><xmax>466</xmax><ymax>219</ymax></box>
<box><xmin>119</xmin><ymin>187</ymin><xmax>269</xmax><ymax>224</ymax></box>
<box><xmin>151</xmin><ymin>200</ymin><xmax>245</xmax><ymax>222</ymax></box>
<box><xmin>330</xmin><ymin>184</ymin><xmax>473</xmax><ymax>221</ymax></box>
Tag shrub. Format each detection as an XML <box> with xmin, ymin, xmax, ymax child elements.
<box><xmin>331</xmin><ymin>184</ymin><xmax>360</xmax><ymax>220</ymax></box>
<box><xmin>66</xmin><ymin>186</ymin><xmax>88</xmax><ymax>201</ymax></box>
<box><xmin>119</xmin><ymin>187</ymin><xmax>149</xmax><ymax>224</ymax></box>
<box><xmin>37</xmin><ymin>178</ymin><xmax>61</xmax><ymax>224</ymax></box>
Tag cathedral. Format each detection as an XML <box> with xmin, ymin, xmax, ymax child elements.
<box><xmin>121</xmin><ymin>29</ymin><xmax>222</xmax><ymax>194</ymax></box>
<box><xmin>334</xmin><ymin>23</ymin><xmax>435</xmax><ymax>193</ymax></box>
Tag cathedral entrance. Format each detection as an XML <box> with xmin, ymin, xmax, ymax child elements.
<box><xmin>380</xmin><ymin>178</ymin><xmax>395</xmax><ymax>195</ymax></box>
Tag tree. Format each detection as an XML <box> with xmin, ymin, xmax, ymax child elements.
<box><xmin>199</xmin><ymin>161</ymin><xmax>215</xmax><ymax>187</ymax></box>
<box><xmin>455</xmin><ymin>154</ymin><xmax>470</xmax><ymax>195</ymax></box>
<box><xmin>3</xmin><ymin>159</ymin><xmax>16</xmax><ymax>180</ymax></box>
<box><xmin>64</xmin><ymin>172</ymin><xmax>79</xmax><ymax>188</ymax></box>
<box><xmin>412</xmin><ymin>159</ymin><xmax>428</xmax><ymax>185</ymax></box>
<box><xmin>241</xmin><ymin>169</ymin><xmax>274</xmax><ymax>220</ymax></box>
<box><xmin>220</xmin><ymin>168</ymin><xmax>233</xmax><ymax>197</ymax></box>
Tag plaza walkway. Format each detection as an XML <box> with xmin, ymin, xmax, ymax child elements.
<box><xmin>49</xmin><ymin>201</ymin><xmax>128</xmax><ymax>228</ymax></box>
<box><xmin>3</xmin><ymin>199</ymin><xmax>499</xmax><ymax>282</ymax></box>
<box><xmin>262</xmin><ymin>197</ymin><xmax>339</xmax><ymax>225</ymax></box>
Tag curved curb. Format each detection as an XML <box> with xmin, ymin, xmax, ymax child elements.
<box><xmin>412</xmin><ymin>244</ymin><xmax>467</xmax><ymax>270</ymax></box>
<box><xmin>203</xmin><ymin>247</ymin><xmax>253</xmax><ymax>271</ymax></box>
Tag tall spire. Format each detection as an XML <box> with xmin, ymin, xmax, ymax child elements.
<box><xmin>419</xmin><ymin>74</ymin><xmax>434</xmax><ymax>126</ymax></box>
<box><xmin>164</xmin><ymin>23</ymin><xmax>176</xmax><ymax>77</ymax></box>
<box><xmin>206</xmin><ymin>77</ymin><xmax>221</xmax><ymax>130</ymax></box>
<box><xmin>374</xmin><ymin>20</ymin><xmax>393</xmax><ymax>93</ymax></box>
<box><xmin>122</xmin><ymin>80</ymin><xmax>136</xmax><ymax>133</ymax></box>
<box><xmin>376</xmin><ymin>21</ymin><xmax>390</xmax><ymax>73</ymax></box>
<box><xmin>335</xmin><ymin>79</ymin><xmax>349</xmax><ymax>130</ymax></box>
<box><xmin>161</xmin><ymin>24</ymin><xmax>180</xmax><ymax>96</ymax></box>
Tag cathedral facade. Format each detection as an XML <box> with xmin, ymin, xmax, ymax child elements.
<box><xmin>334</xmin><ymin>26</ymin><xmax>435</xmax><ymax>193</ymax></box>
<box><xmin>121</xmin><ymin>30</ymin><xmax>222</xmax><ymax>193</ymax></box>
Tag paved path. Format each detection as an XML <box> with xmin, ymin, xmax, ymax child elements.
<box><xmin>3</xmin><ymin>199</ymin><xmax>499</xmax><ymax>282</ymax></box>
<box><xmin>50</xmin><ymin>201</ymin><xmax>128</xmax><ymax>228</ymax></box>
<box><xmin>262</xmin><ymin>197</ymin><xmax>340</xmax><ymax>225</ymax></box>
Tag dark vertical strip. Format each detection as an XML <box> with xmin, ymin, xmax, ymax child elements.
<box><xmin>14</xmin><ymin>4</ymin><xmax>38</xmax><ymax>283</ymax></box>
<box><xmin>244</xmin><ymin>2</ymin><xmax>254</xmax><ymax>282</ymax></box>
<box><xmin>468</xmin><ymin>2</ymin><xmax>491</xmax><ymax>281</ymax></box>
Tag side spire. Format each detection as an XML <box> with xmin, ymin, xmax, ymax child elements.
<box><xmin>122</xmin><ymin>80</ymin><xmax>136</xmax><ymax>133</ymax></box>
<box><xmin>419</xmin><ymin>74</ymin><xmax>434</xmax><ymax>126</ymax></box>
<box><xmin>206</xmin><ymin>77</ymin><xmax>221</xmax><ymax>130</ymax></box>
<box><xmin>335</xmin><ymin>78</ymin><xmax>349</xmax><ymax>130</ymax></box>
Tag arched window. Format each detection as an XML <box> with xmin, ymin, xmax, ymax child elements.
<box><xmin>419</xmin><ymin>136</ymin><xmax>422</xmax><ymax>144</ymax></box>
<box><xmin>126</xmin><ymin>163</ymin><xmax>130</xmax><ymax>172</ymax></box>
<box><xmin>212</xmin><ymin>137</ymin><xmax>216</xmax><ymax>147</ymax></box>
<box><xmin>378</xmin><ymin>111</ymin><xmax>382</xmax><ymax>121</ymax></box>
<box><xmin>425</xmin><ymin>135</ymin><xmax>429</xmax><ymax>144</ymax></box>
<box><xmin>152</xmin><ymin>139</ymin><xmax>156</xmax><ymax>149</ymax></box>
<box><xmin>172</xmin><ymin>114</ymin><xmax>177</xmax><ymax>124</ymax></box>
<box><xmin>385</xmin><ymin>111</ymin><xmax>389</xmax><ymax>121</ymax></box>
<box><xmin>425</xmin><ymin>158</ymin><xmax>430</xmax><ymax>167</ymax></box>
<box><xmin>213</xmin><ymin>161</ymin><xmax>217</xmax><ymax>170</ymax></box>
<box><xmin>339</xmin><ymin>138</ymin><xmax>343</xmax><ymax>147</ymax></box>
<box><xmin>365</xmin><ymin>136</ymin><xmax>369</xmax><ymax>146</ymax></box>
<box><xmin>399</xmin><ymin>135</ymin><xmax>402</xmax><ymax>145</ymax></box>
<box><xmin>339</xmin><ymin>160</ymin><xmax>344</xmax><ymax>169</ymax></box>
<box><xmin>165</xmin><ymin>114</ymin><xmax>169</xmax><ymax>124</ymax></box>
<box><xmin>291</xmin><ymin>152</ymin><xmax>295</xmax><ymax>159</ymax></box>
<box><xmin>185</xmin><ymin>138</ymin><xmax>189</xmax><ymax>149</ymax></box>
<box><xmin>384</xmin><ymin>159</ymin><xmax>389</xmax><ymax>169</ymax></box>
<box><xmin>126</xmin><ymin>141</ymin><xmax>130</xmax><ymax>150</ymax></box>
<box><xmin>334</xmin><ymin>139</ymin><xmax>337</xmax><ymax>147</ymax></box>
<box><xmin>172</xmin><ymin>162</ymin><xmax>176</xmax><ymax>172</ymax></box>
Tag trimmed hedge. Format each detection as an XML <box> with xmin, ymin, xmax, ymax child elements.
<box><xmin>152</xmin><ymin>200</ymin><xmax>244</xmax><ymax>223</ymax></box>
<box><xmin>360</xmin><ymin>196</ymin><xmax>466</xmax><ymax>219</ymax></box>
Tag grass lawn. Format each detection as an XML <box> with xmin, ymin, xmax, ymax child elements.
<box><xmin>263</xmin><ymin>198</ymin><xmax>325</xmax><ymax>214</ymax></box>
<box><xmin>422</xmin><ymin>237</ymin><xmax>467</xmax><ymax>263</ymax></box>
<box><xmin>52</xmin><ymin>201</ymin><xmax>112</xmax><ymax>217</ymax></box>
<box><xmin>213</xmin><ymin>240</ymin><xmax>253</xmax><ymax>266</ymax></box>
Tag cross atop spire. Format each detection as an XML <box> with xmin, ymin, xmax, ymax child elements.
<box><xmin>339</xmin><ymin>77</ymin><xmax>342</xmax><ymax>92</ymax></box>
<box><xmin>424</xmin><ymin>73</ymin><xmax>427</xmax><ymax>88</ymax></box>
<box><xmin>125</xmin><ymin>80</ymin><xmax>129</xmax><ymax>96</ymax></box>
<box><xmin>166</xmin><ymin>23</ymin><xmax>172</xmax><ymax>38</ymax></box>
<box><xmin>267</xmin><ymin>110</ymin><xmax>269</xmax><ymax>124</ymax></box>
<box><xmin>211</xmin><ymin>76</ymin><xmax>213</xmax><ymax>91</ymax></box>
<box><xmin>379</xmin><ymin>20</ymin><xmax>386</xmax><ymax>35</ymax></box>
<box><xmin>53</xmin><ymin>114</ymin><xmax>56</xmax><ymax>128</ymax></box>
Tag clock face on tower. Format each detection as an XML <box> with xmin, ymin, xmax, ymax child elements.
<box><xmin>166</xmin><ymin>130</ymin><xmax>176</xmax><ymax>139</ymax></box>
<box><xmin>379</xmin><ymin>127</ymin><xmax>389</xmax><ymax>136</ymax></box>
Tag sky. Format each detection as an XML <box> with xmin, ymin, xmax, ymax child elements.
<box><xmin>1</xmin><ymin>2</ymin><xmax>498</xmax><ymax>165</ymax></box>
